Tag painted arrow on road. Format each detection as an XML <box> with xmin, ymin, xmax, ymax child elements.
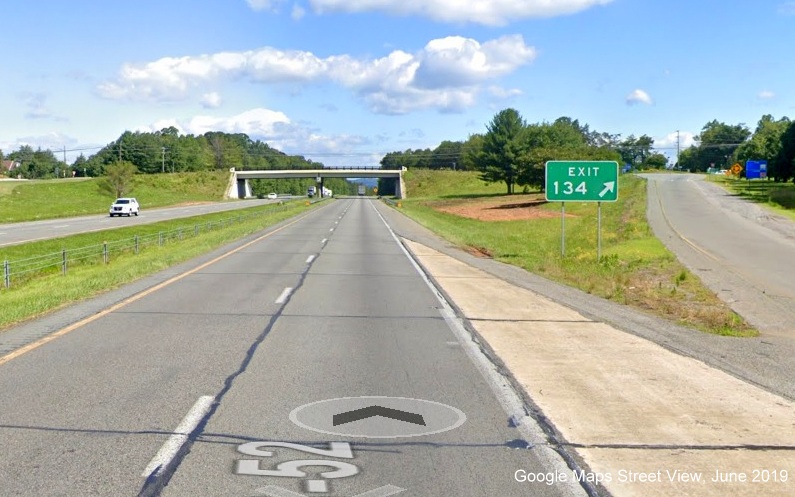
<box><xmin>333</xmin><ymin>406</ymin><xmax>425</xmax><ymax>426</ymax></box>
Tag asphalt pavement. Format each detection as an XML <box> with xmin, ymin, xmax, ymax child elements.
<box><xmin>3</xmin><ymin>177</ymin><xmax>795</xmax><ymax>497</ymax></box>
<box><xmin>0</xmin><ymin>199</ymin><xmax>585</xmax><ymax>497</ymax></box>
<box><xmin>644</xmin><ymin>173</ymin><xmax>795</xmax><ymax>335</ymax></box>
<box><xmin>0</xmin><ymin>198</ymin><xmax>287</xmax><ymax>247</ymax></box>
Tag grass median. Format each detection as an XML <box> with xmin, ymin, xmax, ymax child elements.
<box><xmin>396</xmin><ymin>170</ymin><xmax>755</xmax><ymax>337</ymax></box>
<box><xmin>0</xmin><ymin>200</ymin><xmax>322</xmax><ymax>330</ymax></box>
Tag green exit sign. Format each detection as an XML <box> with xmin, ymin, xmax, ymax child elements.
<box><xmin>545</xmin><ymin>161</ymin><xmax>619</xmax><ymax>202</ymax></box>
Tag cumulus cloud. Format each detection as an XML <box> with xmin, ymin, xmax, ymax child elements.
<box><xmin>141</xmin><ymin>108</ymin><xmax>371</xmax><ymax>162</ymax></box>
<box><xmin>1</xmin><ymin>132</ymin><xmax>78</xmax><ymax>155</ymax></box>
<box><xmin>200</xmin><ymin>92</ymin><xmax>223</xmax><ymax>108</ymax></box>
<box><xmin>657</xmin><ymin>130</ymin><xmax>696</xmax><ymax>151</ymax></box>
<box><xmin>97</xmin><ymin>35</ymin><xmax>537</xmax><ymax>114</ymax></box>
<box><xmin>147</xmin><ymin>108</ymin><xmax>291</xmax><ymax>137</ymax></box>
<box><xmin>758</xmin><ymin>90</ymin><xmax>776</xmax><ymax>100</ymax></box>
<box><xmin>292</xmin><ymin>0</ymin><xmax>613</xmax><ymax>25</ymax></box>
<box><xmin>626</xmin><ymin>89</ymin><xmax>653</xmax><ymax>106</ymax></box>
<box><xmin>413</xmin><ymin>35</ymin><xmax>536</xmax><ymax>88</ymax></box>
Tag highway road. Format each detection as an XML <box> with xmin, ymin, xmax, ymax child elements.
<box><xmin>0</xmin><ymin>198</ymin><xmax>290</xmax><ymax>247</ymax></box>
<box><xmin>645</xmin><ymin>174</ymin><xmax>795</xmax><ymax>335</ymax></box>
<box><xmin>0</xmin><ymin>199</ymin><xmax>584</xmax><ymax>497</ymax></box>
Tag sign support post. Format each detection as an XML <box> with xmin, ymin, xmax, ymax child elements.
<box><xmin>597</xmin><ymin>201</ymin><xmax>602</xmax><ymax>261</ymax></box>
<box><xmin>561</xmin><ymin>202</ymin><xmax>566</xmax><ymax>257</ymax></box>
<box><xmin>545</xmin><ymin>161</ymin><xmax>618</xmax><ymax>260</ymax></box>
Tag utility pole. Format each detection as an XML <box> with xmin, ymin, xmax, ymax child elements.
<box><xmin>118</xmin><ymin>140</ymin><xmax>122</xmax><ymax>163</ymax></box>
<box><xmin>162</xmin><ymin>147</ymin><xmax>165</xmax><ymax>173</ymax></box>
<box><xmin>676</xmin><ymin>130</ymin><xmax>680</xmax><ymax>167</ymax></box>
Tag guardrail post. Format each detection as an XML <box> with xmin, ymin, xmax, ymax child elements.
<box><xmin>62</xmin><ymin>249</ymin><xmax>67</xmax><ymax>275</ymax></box>
<box><xmin>103</xmin><ymin>241</ymin><xmax>108</xmax><ymax>264</ymax></box>
<box><xmin>134</xmin><ymin>235</ymin><xmax>139</xmax><ymax>254</ymax></box>
<box><xmin>3</xmin><ymin>260</ymin><xmax>9</xmax><ymax>289</ymax></box>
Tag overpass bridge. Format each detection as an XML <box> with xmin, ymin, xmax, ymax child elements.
<box><xmin>225</xmin><ymin>168</ymin><xmax>406</xmax><ymax>199</ymax></box>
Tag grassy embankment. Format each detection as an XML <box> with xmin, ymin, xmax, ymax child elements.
<box><xmin>0</xmin><ymin>172</ymin><xmax>321</xmax><ymax>330</ymax></box>
<box><xmin>397</xmin><ymin>169</ymin><xmax>756</xmax><ymax>337</ymax></box>
<box><xmin>0</xmin><ymin>170</ymin><xmax>231</xmax><ymax>222</ymax></box>
<box><xmin>706</xmin><ymin>174</ymin><xmax>795</xmax><ymax>221</ymax></box>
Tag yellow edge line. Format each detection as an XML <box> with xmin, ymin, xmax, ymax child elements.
<box><xmin>0</xmin><ymin>207</ymin><xmax>323</xmax><ymax>367</ymax></box>
<box><xmin>654</xmin><ymin>180</ymin><xmax>718</xmax><ymax>261</ymax></box>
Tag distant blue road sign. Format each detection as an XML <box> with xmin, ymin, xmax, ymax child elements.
<box><xmin>746</xmin><ymin>160</ymin><xmax>767</xmax><ymax>179</ymax></box>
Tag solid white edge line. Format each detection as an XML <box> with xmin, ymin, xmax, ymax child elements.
<box><xmin>275</xmin><ymin>287</ymin><xmax>293</xmax><ymax>304</ymax></box>
<box><xmin>368</xmin><ymin>200</ymin><xmax>588</xmax><ymax>497</ymax></box>
<box><xmin>142</xmin><ymin>395</ymin><xmax>214</xmax><ymax>477</ymax></box>
<box><xmin>306</xmin><ymin>254</ymin><xmax>316</xmax><ymax>264</ymax></box>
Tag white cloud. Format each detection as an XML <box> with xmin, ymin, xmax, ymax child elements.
<box><xmin>413</xmin><ymin>35</ymin><xmax>536</xmax><ymax>88</ymax></box>
<box><xmin>141</xmin><ymin>108</ymin><xmax>373</xmax><ymax>164</ymax></box>
<box><xmin>1</xmin><ymin>132</ymin><xmax>78</xmax><ymax>155</ymax></box>
<box><xmin>660</xmin><ymin>130</ymin><xmax>696</xmax><ymax>149</ymax></box>
<box><xmin>307</xmin><ymin>0</ymin><xmax>613</xmax><ymax>25</ymax></box>
<box><xmin>146</xmin><ymin>108</ymin><xmax>291</xmax><ymax>137</ymax></box>
<box><xmin>98</xmin><ymin>35</ymin><xmax>537</xmax><ymax>114</ymax></box>
<box><xmin>487</xmin><ymin>86</ymin><xmax>523</xmax><ymax>99</ymax></box>
<box><xmin>22</xmin><ymin>92</ymin><xmax>53</xmax><ymax>120</ymax></box>
<box><xmin>200</xmin><ymin>92</ymin><xmax>223</xmax><ymax>108</ymax></box>
<box><xmin>758</xmin><ymin>90</ymin><xmax>776</xmax><ymax>100</ymax></box>
<box><xmin>246</xmin><ymin>0</ymin><xmax>280</xmax><ymax>11</ymax></box>
<box><xmin>292</xmin><ymin>3</ymin><xmax>306</xmax><ymax>19</ymax></box>
<box><xmin>626</xmin><ymin>89</ymin><xmax>653</xmax><ymax>106</ymax></box>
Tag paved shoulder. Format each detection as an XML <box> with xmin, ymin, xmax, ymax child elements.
<box><xmin>403</xmin><ymin>238</ymin><xmax>795</xmax><ymax>497</ymax></box>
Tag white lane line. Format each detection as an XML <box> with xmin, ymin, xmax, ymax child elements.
<box><xmin>54</xmin><ymin>224</ymin><xmax>70</xmax><ymax>228</ymax></box>
<box><xmin>275</xmin><ymin>287</ymin><xmax>293</xmax><ymax>304</ymax></box>
<box><xmin>321</xmin><ymin>238</ymin><xmax>328</xmax><ymax>244</ymax></box>
<box><xmin>306</xmin><ymin>255</ymin><xmax>316</xmax><ymax>264</ymax></box>
<box><xmin>329</xmin><ymin>228</ymin><xmax>334</xmax><ymax>232</ymax></box>
<box><xmin>142</xmin><ymin>395</ymin><xmax>214</xmax><ymax>478</ymax></box>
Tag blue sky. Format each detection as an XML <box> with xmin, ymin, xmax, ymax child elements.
<box><xmin>1</xmin><ymin>0</ymin><xmax>793</xmax><ymax>167</ymax></box>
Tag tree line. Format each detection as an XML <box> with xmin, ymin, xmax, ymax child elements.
<box><xmin>377</xmin><ymin>109</ymin><xmax>795</xmax><ymax>195</ymax></box>
<box><xmin>1</xmin><ymin>127</ymin><xmax>323</xmax><ymax>180</ymax></box>
<box><xmin>678</xmin><ymin>116</ymin><xmax>795</xmax><ymax>181</ymax></box>
<box><xmin>379</xmin><ymin>109</ymin><xmax>665</xmax><ymax>194</ymax></box>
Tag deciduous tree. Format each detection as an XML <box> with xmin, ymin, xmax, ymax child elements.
<box><xmin>98</xmin><ymin>161</ymin><xmax>137</xmax><ymax>198</ymax></box>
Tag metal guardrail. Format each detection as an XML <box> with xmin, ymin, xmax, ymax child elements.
<box><xmin>381</xmin><ymin>197</ymin><xmax>402</xmax><ymax>208</ymax></box>
<box><xmin>1</xmin><ymin>204</ymin><xmax>290</xmax><ymax>290</ymax></box>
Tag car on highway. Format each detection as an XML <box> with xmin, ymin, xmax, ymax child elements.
<box><xmin>267</xmin><ymin>192</ymin><xmax>278</xmax><ymax>199</ymax></box>
<box><xmin>109</xmin><ymin>197</ymin><xmax>140</xmax><ymax>217</ymax></box>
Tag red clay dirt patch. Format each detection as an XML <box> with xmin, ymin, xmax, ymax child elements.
<box><xmin>432</xmin><ymin>194</ymin><xmax>564</xmax><ymax>222</ymax></box>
